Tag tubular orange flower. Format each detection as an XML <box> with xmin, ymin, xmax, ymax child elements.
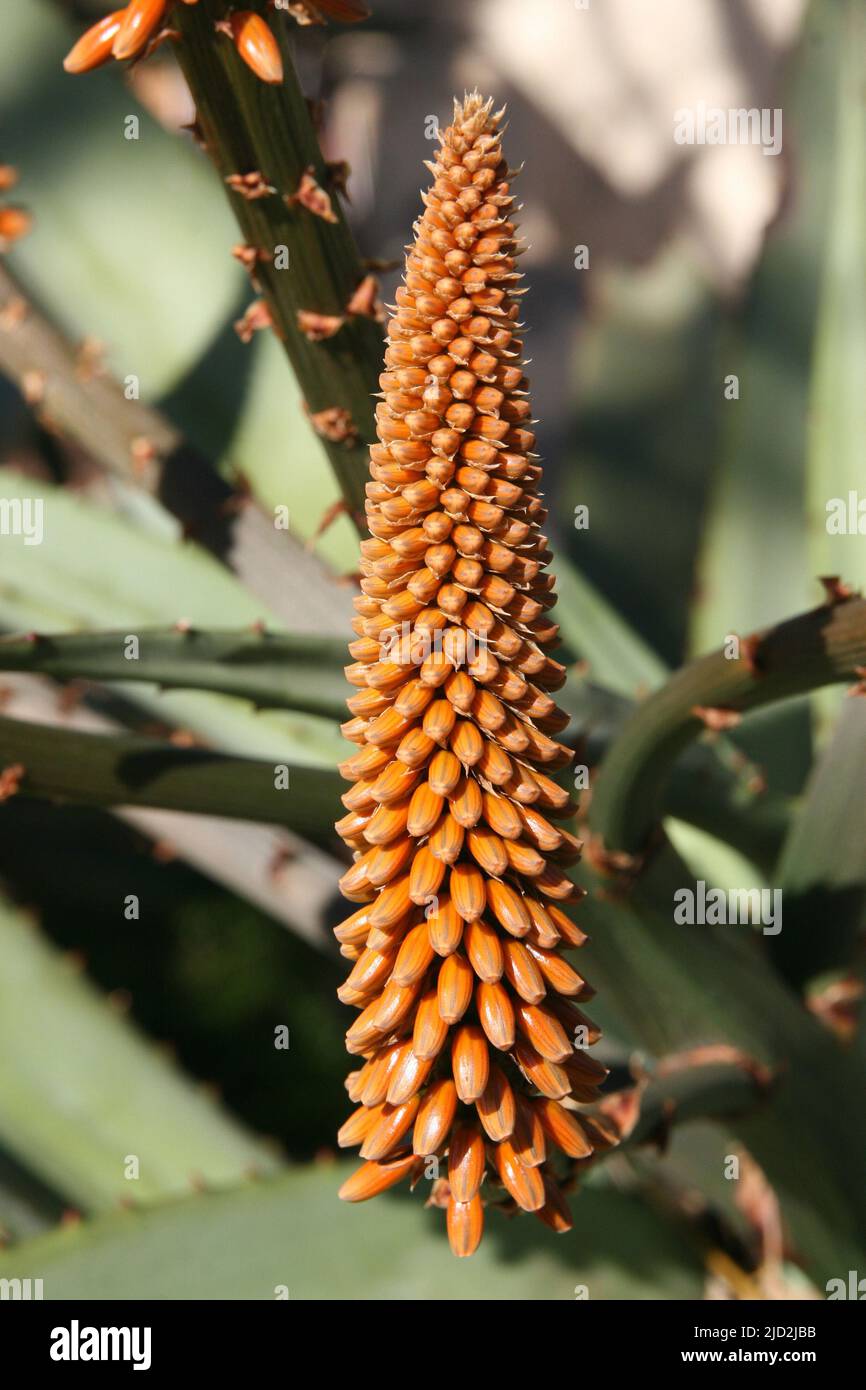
<box><xmin>62</xmin><ymin>9</ymin><xmax>126</xmax><ymax>74</ymax></box>
<box><xmin>229</xmin><ymin>12</ymin><xmax>284</xmax><ymax>86</ymax></box>
<box><xmin>334</xmin><ymin>93</ymin><xmax>611</xmax><ymax>1256</ymax></box>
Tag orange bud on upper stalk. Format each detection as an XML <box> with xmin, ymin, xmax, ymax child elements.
<box><xmin>62</xmin><ymin>10</ymin><xmax>126</xmax><ymax>74</ymax></box>
<box><xmin>0</xmin><ymin>207</ymin><xmax>32</xmax><ymax>245</ymax></box>
<box><xmin>112</xmin><ymin>0</ymin><xmax>168</xmax><ymax>61</ymax></box>
<box><xmin>230</xmin><ymin>13</ymin><xmax>284</xmax><ymax>86</ymax></box>
<box><xmin>334</xmin><ymin>94</ymin><xmax>614</xmax><ymax>1256</ymax></box>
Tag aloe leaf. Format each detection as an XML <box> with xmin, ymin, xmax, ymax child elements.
<box><xmin>554</xmin><ymin>555</ymin><xmax>667</xmax><ymax>696</ymax></box>
<box><xmin>0</xmin><ymin>715</ymin><xmax>341</xmax><ymax>839</ymax></box>
<box><xmin>0</xmin><ymin>468</ymin><xmax>345</xmax><ymax>769</ymax></box>
<box><xmin>0</xmin><ymin>1163</ymin><xmax>703</xmax><ymax>1300</ymax></box>
<box><xmin>0</xmin><ymin>628</ymin><xmax>348</xmax><ymax>722</ymax></box>
<box><xmin>773</xmin><ymin>696</ymin><xmax>866</xmax><ymax>986</ymax></box>
<box><xmin>0</xmin><ymin>895</ymin><xmax>279</xmax><ymax>1212</ymax></box>
<box><xmin>561</xmin><ymin>673</ymin><xmax>790</xmax><ymax>871</ymax></box>
<box><xmin>591</xmin><ymin>595</ymin><xmax>866</xmax><ymax>855</ymax></box>
<box><xmin>805</xmin><ymin>0</ymin><xmax>866</xmax><ymax>596</ymax></box>
<box><xmin>578</xmin><ymin>854</ymin><xmax>866</xmax><ymax>1282</ymax></box>
<box><xmin>5</xmin><ymin>5</ymin><xmax>239</xmax><ymax>394</ymax></box>
<box><xmin>688</xmin><ymin>0</ymin><xmax>841</xmax><ymax>654</ymax></box>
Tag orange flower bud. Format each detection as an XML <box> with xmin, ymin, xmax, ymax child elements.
<box><xmin>230</xmin><ymin>12</ymin><xmax>283</xmax><ymax>86</ymax></box>
<box><xmin>112</xmin><ymin>0</ymin><xmax>167</xmax><ymax>62</ymax></box>
<box><xmin>63</xmin><ymin>10</ymin><xmax>125</xmax><ymax>74</ymax></box>
<box><xmin>0</xmin><ymin>206</ymin><xmax>32</xmax><ymax>245</ymax></box>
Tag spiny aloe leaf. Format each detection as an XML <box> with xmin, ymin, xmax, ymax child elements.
<box><xmin>0</xmin><ymin>1163</ymin><xmax>703</xmax><ymax>1300</ymax></box>
<box><xmin>0</xmin><ymin>469</ymin><xmax>345</xmax><ymax>770</ymax></box>
<box><xmin>0</xmin><ymin>715</ymin><xmax>341</xmax><ymax>840</ymax></box>
<box><xmin>0</xmin><ymin>895</ymin><xmax>279</xmax><ymax>1213</ymax></box>
<box><xmin>591</xmin><ymin>595</ymin><xmax>866</xmax><ymax>855</ymax></box>
<box><xmin>0</xmin><ymin>628</ymin><xmax>348</xmax><ymax>722</ymax></box>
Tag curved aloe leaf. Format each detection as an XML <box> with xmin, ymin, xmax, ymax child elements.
<box><xmin>0</xmin><ymin>715</ymin><xmax>341</xmax><ymax>839</ymax></box>
<box><xmin>0</xmin><ymin>895</ymin><xmax>279</xmax><ymax>1212</ymax></box>
<box><xmin>591</xmin><ymin>595</ymin><xmax>866</xmax><ymax>855</ymax></box>
<box><xmin>0</xmin><ymin>469</ymin><xmax>345</xmax><ymax>769</ymax></box>
<box><xmin>805</xmin><ymin>0</ymin><xmax>866</xmax><ymax>597</ymax></box>
<box><xmin>0</xmin><ymin>1164</ymin><xmax>703</xmax><ymax>1300</ymax></box>
<box><xmin>773</xmin><ymin>696</ymin><xmax>866</xmax><ymax>986</ymax></box>
<box><xmin>578</xmin><ymin>852</ymin><xmax>866</xmax><ymax>1284</ymax></box>
<box><xmin>688</xmin><ymin>0</ymin><xmax>843</xmax><ymax>654</ymax></box>
<box><xmin>0</xmin><ymin>628</ymin><xmax>348</xmax><ymax>722</ymax></box>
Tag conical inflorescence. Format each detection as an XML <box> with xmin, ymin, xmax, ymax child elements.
<box><xmin>335</xmin><ymin>95</ymin><xmax>612</xmax><ymax>1257</ymax></box>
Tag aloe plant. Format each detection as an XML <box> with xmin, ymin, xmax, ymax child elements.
<box><xmin>0</xmin><ymin>0</ymin><xmax>863</xmax><ymax>1297</ymax></box>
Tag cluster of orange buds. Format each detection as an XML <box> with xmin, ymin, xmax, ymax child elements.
<box><xmin>0</xmin><ymin>166</ymin><xmax>31</xmax><ymax>250</ymax></box>
<box><xmin>62</xmin><ymin>2</ymin><xmax>367</xmax><ymax>83</ymax></box>
<box><xmin>334</xmin><ymin>94</ymin><xmax>613</xmax><ymax>1257</ymax></box>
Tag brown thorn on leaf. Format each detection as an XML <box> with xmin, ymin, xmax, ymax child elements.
<box><xmin>225</xmin><ymin>171</ymin><xmax>275</xmax><ymax>201</ymax></box>
<box><xmin>180</xmin><ymin>118</ymin><xmax>208</xmax><ymax>152</ymax></box>
<box><xmin>234</xmin><ymin>298</ymin><xmax>275</xmax><ymax>343</ymax></box>
<box><xmin>285</xmin><ymin>166</ymin><xmax>338</xmax><ymax>223</ymax></box>
<box><xmin>0</xmin><ymin>763</ymin><xmax>25</xmax><ymax>802</ymax></box>
<box><xmin>304</xmin><ymin>403</ymin><xmax>359</xmax><ymax>445</ymax></box>
<box><xmin>20</xmin><ymin>370</ymin><xmax>46</xmax><ymax>408</ymax></box>
<box><xmin>691</xmin><ymin>704</ymin><xmax>743</xmax><ymax>732</ymax></box>
<box><xmin>583</xmin><ymin>831</ymin><xmax>646</xmax><ymax>885</ymax></box>
<box><xmin>151</xmin><ymin>839</ymin><xmax>178</xmax><ymax>863</ymax></box>
<box><xmin>74</xmin><ymin>336</ymin><xmax>106</xmax><ymax>382</ymax></box>
<box><xmin>297</xmin><ymin>309</ymin><xmax>345</xmax><ymax>341</ymax></box>
<box><xmin>346</xmin><ymin>272</ymin><xmax>385</xmax><ymax>323</ymax></box>
<box><xmin>130</xmin><ymin>435</ymin><xmax>158</xmax><ymax>474</ymax></box>
<box><xmin>267</xmin><ymin>844</ymin><xmax>298</xmax><ymax>880</ymax></box>
<box><xmin>655</xmin><ymin>1043</ymin><xmax>776</xmax><ymax>1092</ymax></box>
<box><xmin>596</xmin><ymin>1082</ymin><xmax>646</xmax><ymax>1145</ymax></box>
<box><xmin>739</xmin><ymin>632</ymin><xmax>763</xmax><ymax>676</ymax></box>
<box><xmin>819</xmin><ymin>574</ymin><xmax>855</xmax><ymax>606</ymax></box>
<box><xmin>0</xmin><ymin>294</ymin><xmax>28</xmax><ymax>331</ymax></box>
<box><xmin>56</xmin><ymin>683</ymin><xmax>86</xmax><ymax>717</ymax></box>
<box><xmin>306</xmin><ymin>497</ymin><xmax>350</xmax><ymax>550</ymax></box>
<box><xmin>169</xmin><ymin>729</ymin><xmax>204</xmax><ymax>748</ymax></box>
<box><xmin>846</xmin><ymin>665</ymin><xmax>866</xmax><ymax>698</ymax></box>
<box><xmin>805</xmin><ymin>974</ymin><xmax>864</xmax><ymax>1044</ymax></box>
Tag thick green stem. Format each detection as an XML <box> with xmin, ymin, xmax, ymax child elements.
<box><xmin>172</xmin><ymin>1</ymin><xmax>383</xmax><ymax>525</ymax></box>
<box><xmin>591</xmin><ymin>595</ymin><xmax>866</xmax><ymax>854</ymax></box>
<box><xmin>0</xmin><ymin>714</ymin><xmax>341</xmax><ymax>839</ymax></box>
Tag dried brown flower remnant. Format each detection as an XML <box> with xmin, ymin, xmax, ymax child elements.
<box><xmin>334</xmin><ymin>94</ymin><xmax>608</xmax><ymax>1257</ymax></box>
